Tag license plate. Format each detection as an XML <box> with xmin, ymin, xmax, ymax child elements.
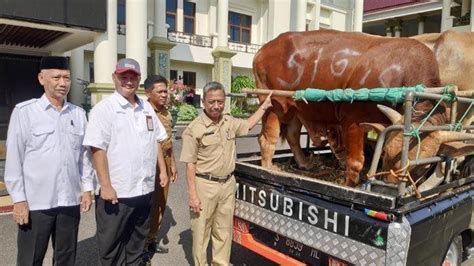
<box><xmin>251</xmin><ymin>225</ymin><xmax>351</xmax><ymax>266</ymax></box>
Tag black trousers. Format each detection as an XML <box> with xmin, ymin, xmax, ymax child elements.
<box><xmin>17</xmin><ymin>205</ymin><xmax>80</xmax><ymax>266</ymax></box>
<box><xmin>95</xmin><ymin>193</ymin><xmax>153</xmax><ymax>266</ymax></box>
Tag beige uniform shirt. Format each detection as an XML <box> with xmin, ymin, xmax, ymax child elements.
<box><xmin>180</xmin><ymin>113</ymin><xmax>249</xmax><ymax>177</ymax></box>
<box><xmin>150</xmin><ymin>101</ymin><xmax>173</xmax><ymax>154</ymax></box>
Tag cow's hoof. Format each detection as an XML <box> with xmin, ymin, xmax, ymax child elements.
<box><xmin>344</xmin><ymin>178</ymin><xmax>359</xmax><ymax>187</ymax></box>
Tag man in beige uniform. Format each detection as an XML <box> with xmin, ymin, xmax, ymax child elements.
<box><xmin>180</xmin><ymin>81</ymin><xmax>272</xmax><ymax>265</ymax></box>
<box><xmin>143</xmin><ymin>75</ymin><xmax>178</xmax><ymax>255</ymax></box>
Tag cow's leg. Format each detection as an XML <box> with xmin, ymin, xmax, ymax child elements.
<box><xmin>327</xmin><ymin>126</ymin><xmax>346</xmax><ymax>169</ymax></box>
<box><xmin>259</xmin><ymin>110</ymin><xmax>280</xmax><ymax>169</ymax></box>
<box><xmin>286</xmin><ymin>115</ymin><xmax>312</xmax><ymax>170</ymax></box>
<box><xmin>343</xmin><ymin>123</ymin><xmax>365</xmax><ymax>187</ymax></box>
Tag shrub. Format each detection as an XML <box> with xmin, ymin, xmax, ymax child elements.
<box><xmin>177</xmin><ymin>104</ymin><xmax>198</xmax><ymax>121</ymax></box>
<box><xmin>231</xmin><ymin>75</ymin><xmax>259</xmax><ymax>116</ymax></box>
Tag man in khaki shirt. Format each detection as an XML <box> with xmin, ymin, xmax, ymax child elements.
<box><xmin>180</xmin><ymin>81</ymin><xmax>272</xmax><ymax>265</ymax></box>
<box><xmin>143</xmin><ymin>75</ymin><xmax>178</xmax><ymax>256</ymax></box>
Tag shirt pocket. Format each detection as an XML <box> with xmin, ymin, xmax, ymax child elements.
<box><xmin>201</xmin><ymin>134</ymin><xmax>220</xmax><ymax>146</ymax></box>
<box><xmin>30</xmin><ymin>125</ymin><xmax>55</xmax><ymax>150</ymax></box>
<box><xmin>68</xmin><ymin>127</ymin><xmax>84</xmax><ymax>150</ymax></box>
<box><xmin>226</xmin><ymin>130</ymin><xmax>236</xmax><ymax>140</ymax></box>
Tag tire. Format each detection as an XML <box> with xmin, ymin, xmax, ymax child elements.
<box><xmin>443</xmin><ymin>235</ymin><xmax>462</xmax><ymax>266</ymax></box>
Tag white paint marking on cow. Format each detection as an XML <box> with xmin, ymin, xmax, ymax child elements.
<box><xmin>277</xmin><ymin>48</ymin><xmax>308</xmax><ymax>89</ymax></box>
<box><xmin>359</xmin><ymin>69</ymin><xmax>372</xmax><ymax>85</ymax></box>
<box><xmin>310</xmin><ymin>48</ymin><xmax>324</xmax><ymax>84</ymax></box>
<box><xmin>378</xmin><ymin>64</ymin><xmax>402</xmax><ymax>87</ymax></box>
<box><xmin>330</xmin><ymin>48</ymin><xmax>361</xmax><ymax>77</ymax></box>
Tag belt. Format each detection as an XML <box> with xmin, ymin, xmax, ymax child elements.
<box><xmin>196</xmin><ymin>173</ymin><xmax>233</xmax><ymax>183</ymax></box>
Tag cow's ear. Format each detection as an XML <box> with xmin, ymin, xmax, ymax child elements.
<box><xmin>360</xmin><ymin>123</ymin><xmax>386</xmax><ymax>134</ymax></box>
<box><xmin>438</xmin><ymin>142</ymin><xmax>474</xmax><ymax>158</ymax></box>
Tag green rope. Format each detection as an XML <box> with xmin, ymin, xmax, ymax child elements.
<box><xmin>292</xmin><ymin>85</ymin><xmax>426</xmax><ymax>104</ymax></box>
<box><xmin>455</xmin><ymin>101</ymin><xmax>474</xmax><ymax>129</ymax></box>
<box><xmin>403</xmin><ymin>87</ymin><xmax>454</xmax><ymax>161</ymax></box>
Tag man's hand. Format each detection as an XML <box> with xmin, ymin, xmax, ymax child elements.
<box><xmin>80</xmin><ymin>191</ymin><xmax>93</xmax><ymax>213</ymax></box>
<box><xmin>100</xmin><ymin>185</ymin><xmax>118</xmax><ymax>204</ymax></box>
<box><xmin>170</xmin><ymin>163</ymin><xmax>178</xmax><ymax>183</ymax></box>
<box><xmin>261</xmin><ymin>91</ymin><xmax>273</xmax><ymax>111</ymax></box>
<box><xmin>13</xmin><ymin>201</ymin><xmax>29</xmax><ymax>225</ymax></box>
<box><xmin>189</xmin><ymin>193</ymin><xmax>202</xmax><ymax>214</ymax></box>
<box><xmin>159</xmin><ymin>172</ymin><xmax>169</xmax><ymax>187</ymax></box>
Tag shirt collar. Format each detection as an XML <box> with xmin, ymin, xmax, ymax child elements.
<box><xmin>148</xmin><ymin>99</ymin><xmax>165</xmax><ymax>113</ymax></box>
<box><xmin>200</xmin><ymin>111</ymin><xmax>227</xmax><ymax>127</ymax></box>
<box><xmin>38</xmin><ymin>94</ymin><xmax>70</xmax><ymax>111</ymax></box>
<box><xmin>113</xmin><ymin>91</ymin><xmax>143</xmax><ymax>109</ymax></box>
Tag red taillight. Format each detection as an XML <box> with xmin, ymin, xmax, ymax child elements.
<box><xmin>328</xmin><ymin>257</ymin><xmax>348</xmax><ymax>266</ymax></box>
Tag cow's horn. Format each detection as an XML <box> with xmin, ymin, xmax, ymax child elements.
<box><xmin>438</xmin><ymin>131</ymin><xmax>474</xmax><ymax>143</ymax></box>
<box><xmin>377</xmin><ymin>105</ymin><xmax>403</xmax><ymax>124</ymax></box>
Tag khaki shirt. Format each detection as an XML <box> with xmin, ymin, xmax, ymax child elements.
<box><xmin>150</xmin><ymin>101</ymin><xmax>173</xmax><ymax>153</ymax></box>
<box><xmin>180</xmin><ymin>112</ymin><xmax>249</xmax><ymax>177</ymax></box>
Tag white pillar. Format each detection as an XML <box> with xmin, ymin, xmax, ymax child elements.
<box><xmin>295</xmin><ymin>0</ymin><xmax>307</xmax><ymax>31</ymax></box>
<box><xmin>394</xmin><ymin>27</ymin><xmax>401</xmax><ymax>37</ymax></box>
<box><xmin>386</xmin><ymin>26</ymin><xmax>392</xmax><ymax>37</ymax></box>
<box><xmin>314</xmin><ymin>0</ymin><xmax>321</xmax><ymax>30</ymax></box>
<box><xmin>154</xmin><ymin>0</ymin><xmax>167</xmax><ymax>38</ymax></box>
<box><xmin>177</xmin><ymin>0</ymin><xmax>184</xmax><ymax>32</ymax></box>
<box><xmin>471</xmin><ymin>0</ymin><xmax>474</xmax><ymax>32</ymax></box>
<box><xmin>70</xmin><ymin>47</ymin><xmax>85</xmax><ymax>106</ymax></box>
<box><xmin>441</xmin><ymin>0</ymin><xmax>452</xmax><ymax>31</ymax></box>
<box><xmin>353</xmin><ymin>0</ymin><xmax>364</xmax><ymax>32</ymax></box>
<box><xmin>461</xmin><ymin>0</ymin><xmax>470</xmax><ymax>16</ymax></box>
<box><xmin>209</xmin><ymin>0</ymin><xmax>217</xmax><ymax>36</ymax></box>
<box><xmin>93</xmin><ymin>0</ymin><xmax>117</xmax><ymax>83</ymax></box>
<box><xmin>126</xmin><ymin>0</ymin><xmax>148</xmax><ymax>79</ymax></box>
<box><xmin>217</xmin><ymin>0</ymin><xmax>229</xmax><ymax>47</ymax></box>
<box><xmin>417</xmin><ymin>17</ymin><xmax>425</xmax><ymax>35</ymax></box>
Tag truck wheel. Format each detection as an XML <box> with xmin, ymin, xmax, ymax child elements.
<box><xmin>443</xmin><ymin>235</ymin><xmax>462</xmax><ymax>266</ymax></box>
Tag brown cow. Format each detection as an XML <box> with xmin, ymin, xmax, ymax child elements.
<box><xmin>254</xmin><ymin>29</ymin><xmax>443</xmax><ymax>186</ymax></box>
<box><xmin>411</xmin><ymin>31</ymin><xmax>474</xmax><ymax>126</ymax></box>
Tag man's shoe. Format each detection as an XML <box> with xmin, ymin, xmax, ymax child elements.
<box><xmin>155</xmin><ymin>245</ymin><xmax>169</xmax><ymax>254</ymax></box>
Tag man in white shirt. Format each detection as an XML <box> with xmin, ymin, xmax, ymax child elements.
<box><xmin>83</xmin><ymin>58</ymin><xmax>169</xmax><ymax>265</ymax></box>
<box><xmin>4</xmin><ymin>56</ymin><xmax>93</xmax><ymax>266</ymax></box>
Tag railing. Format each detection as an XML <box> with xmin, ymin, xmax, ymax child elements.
<box><xmin>117</xmin><ymin>24</ymin><xmax>126</xmax><ymax>35</ymax></box>
<box><xmin>453</xmin><ymin>13</ymin><xmax>471</xmax><ymax>27</ymax></box>
<box><xmin>167</xmin><ymin>31</ymin><xmax>212</xmax><ymax>48</ymax></box>
<box><xmin>228</xmin><ymin>41</ymin><xmax>261</xmax><ymax>54</ymax></box>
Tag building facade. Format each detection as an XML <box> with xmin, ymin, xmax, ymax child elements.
<box><xmin>71</xmin><ymin>0</ymin><xmax>363</xmax><ymax>107</ymax></box>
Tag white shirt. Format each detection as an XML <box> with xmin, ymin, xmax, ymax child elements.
<box><xmin>5</xmin><ymin>94</ymin><xmax>93</xmax><ymax>211</ymax></box>
<box><xmin>83</xmin><ymin>91</ymin><xmax>167</xmax><ymax>198</ymax></box>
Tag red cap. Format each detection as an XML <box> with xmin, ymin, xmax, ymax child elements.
<box><xmin>115</xmin><ymin>58</ymin><xmax>141</xmax><ymax>75</ymax></box>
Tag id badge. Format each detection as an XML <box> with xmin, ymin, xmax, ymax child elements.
<box><xmin>146</xmin><ymin>115</ymin><xmax>154</xmax><ymax>131</ymax></box>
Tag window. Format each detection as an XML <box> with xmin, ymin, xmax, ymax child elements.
<box><xmin>183</xmin><ymin>0</ymin><xmax>196</xmax><ymax>34</ymax></box>
<box><xmin>166</xmin><ymin>0</ymin><xmax>177</xmax><ymax>32</ymax></box>
<box><xmin>170</xmin><ymin>70</ymin><xmax>178</xmax><ymax>82</ymax></box>
<box><xmin>229</xmin><ymin>11</ymin><xmax>252</xmax><ymax>43</ymax></box>
<box><xmin>117</xmin><ymin>0</ymin><xmax>126</xmax><ymax>25</ymax></box>
<box><xmin>89</xmin><ymin>62</ymin><xmax>95</xmax><ymax>83</ymax></box>
<box><xmin>183</xmin><ymin>71</ymin><xmax>196</xmax><ymax>88</ymax></box>
<box><xmin>117</xmin><ymin>0</ymin><xmax>126</xmax><ymax>34</ymax></box>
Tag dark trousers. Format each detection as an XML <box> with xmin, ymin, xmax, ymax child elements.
<box><xmin>95</xmin><ymin>193</ymin><xmax>152</xmax><ymax>266</ymax></box>
<box><xmin>17</xmin><ymin>205</ymin><xmax>80</xmax><ymax>266</ymax></box>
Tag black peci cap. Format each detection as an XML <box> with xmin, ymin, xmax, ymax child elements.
<box><xmin>39</xmin><ymin>56</ymin><xmax>70</xmax><ymax>71</ymax></box>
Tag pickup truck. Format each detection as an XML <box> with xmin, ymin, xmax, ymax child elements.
<box><xmin>231</xmin><ymin>85</ymin><xmax>474</xmax><ymax>266</ymax></box>
<box><xmin>232</xmin><ymin>150</ymin><xmax>473</xmax><ymax>266</ymax></box>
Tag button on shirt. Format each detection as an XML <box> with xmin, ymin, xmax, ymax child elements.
<box><xmin>180</xmin><ymin>113</ymin><xmax>249</xmax><ymax>177</ymax></box>
<box><xmin>5</xmin><ymin>94</ymin><xmax>93</xmax><ymax>211</ymax></box>
<box><xmin>83</xmin><ymin>91</ymin><xmax>167</xmax><ymax>198</ymax></box>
